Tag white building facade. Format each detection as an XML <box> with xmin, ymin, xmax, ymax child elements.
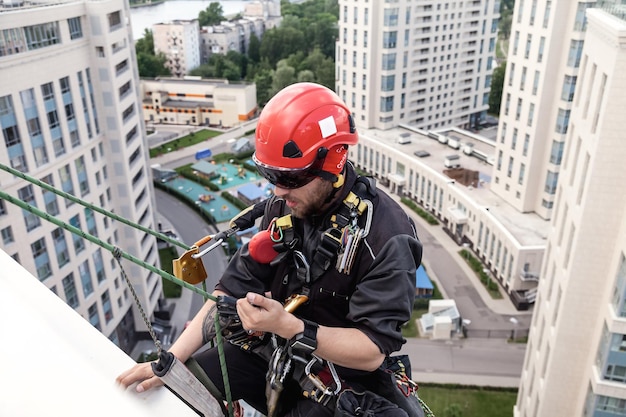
<box><xmin>336</xmin><ymin>0</ymin><xmax>499</xmax><ymax>132</ymax></box>
<box><xmin>515</xmin><ymin>5</ymin><xmax>626</xmax><ymax>417</ymax></box>
<box><xmin>153</xmin><ymin>19</ymin><xmax>201</xmax><ymax>77</ymax></box>
<box><xmin>492</xmin><ymin>0</ymin><xmax>594</xmax><ymax>219</ymax></box>
<box><xmin>0</xmin><ymin>0</ymin><xmax>161</xmax><ymax>354</ymax></box>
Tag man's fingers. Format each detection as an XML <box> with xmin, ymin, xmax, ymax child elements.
<box><xmin>116</xmin><ymin>363</ymin><xmax>161</xmax><ymax>391</ymax></box>
<box><xmin>137</xmin><ymin>375</ymin><xmax>164</xmax><ymax>393</ymax></box>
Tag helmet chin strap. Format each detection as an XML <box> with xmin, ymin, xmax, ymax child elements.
<box><xmin>322</xmin><ymin>172</ymin><xmax>345</xmax><ymax>205</ymax></box>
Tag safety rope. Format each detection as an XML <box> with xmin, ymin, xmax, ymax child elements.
<box><xmin>0</xmin><ymin>163</ymin><xmax>189</xmax><ymax>251</ymax></box>
<box><xmin>0</xmin><ymin>174</ymin><xmax>236</xmax><ymax>416</ymax></box>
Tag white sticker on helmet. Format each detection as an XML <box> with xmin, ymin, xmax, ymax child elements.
<box><xmin>318</xmin><ymin>115</ymin><xmax>337</xmax><ymax>138</ymax></box>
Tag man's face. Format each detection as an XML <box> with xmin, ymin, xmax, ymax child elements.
<box><xmin>273</xmin><ymin>177</ymin><xmax>335</xmax><ymax>218</ymax></box>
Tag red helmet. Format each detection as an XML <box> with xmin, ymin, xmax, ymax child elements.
<box><xmin>253</xmin><ymin>83</ymin><xmax>357</xmax><ymax>188</ymax></box>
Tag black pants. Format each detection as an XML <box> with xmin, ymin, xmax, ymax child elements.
<box><xmin>193</xmin><ymin>343</ymin><xmax>334</xmax><ymax>417</ymax></box>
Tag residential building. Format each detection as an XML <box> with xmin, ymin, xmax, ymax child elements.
<box><xmin>152</xmin><ymin>19</ymin><xmax>201</xmax><ymax>77</ymax></box>
<box><xmin>140</xmin><ymin>77</ymin><xmax>257</xmax><ymax>128</ymax></box>
<box><xmin>199</xmin><ymin>0</ymin><xmax>282</xmax><ymax>64</ymax></box>
<box><xmin>336</xmin><ymin>0</ymin><xmax>499</xmax><ymax>131</ymax></box>
<box><xmin>491</xmin><ymin>0</ymin><xmax>595</xmax><ymax>219</ymax></box>
<box><xmin>515</xmin><ymin>5</ymin><xmax>626</xmax><ymax>417</ymax></box>
<box><xmin>351</xmin><ymin>125</ymin><xmax>547</xmax><ymax>310</ymax></box>
<box><xmin>0</xmin><ymin>0</ymin><xmax>161</xmax><ymax>354</ymax></box>
<box><xmin>199</xmin><ymin>18</ymin><xmax>264</xmax><ymax>63</ymax></box>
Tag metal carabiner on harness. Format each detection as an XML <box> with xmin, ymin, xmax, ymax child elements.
<box><xmin>299</xmin><ymin>354</ymin><xmax>342</xmax><ymax>405</ymax></box>
<box><xmin>293</xmin><ymin>250</ymin><xmax>311</xmax><ymax>285</ymax></box>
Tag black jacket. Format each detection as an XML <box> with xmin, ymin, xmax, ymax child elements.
<box><xmin>216</xmin><ymin>163</ymin><xmax>422</xmax><ymax>361</ymax></box>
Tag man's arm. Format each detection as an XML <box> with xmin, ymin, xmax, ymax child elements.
<box><xmin>237</xmin><ymin>293</ymin><xmax>385</xmax><ymax>372</ymax></box>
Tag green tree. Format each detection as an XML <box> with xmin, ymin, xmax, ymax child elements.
<box><xmin>198</xmin><ymin>2</ymin><xmax>224</xmax><ymax>27</ymax></box>
<box><xmin>488</xmin><ymin>62</ymin><xmax>507</xmax><ymax>115</ymax></box>
<box><xmin>300</xmin><ymin>48</ymin><xmax>336</xmax><ymax>89</ymax></box>
<box><xmin>135</xmin><ymin>29</ymin><xmax>155</xmax><ymax>55</ymax></box>
<box><xmin>253</xmin><ymin>64</ymin><xmax>274</xmax><ymax>106</ymax></box>
<box><xmin>248</xmin><ymin>32</ymin><xmax>261</xmax><ymax>63</ymax></box>
<box><xmin>271</xmin><ymin>60</ymin><xmax>297</xmax><ymax>94</ymax></box>
<box><xmin>134</xmin><ymin>29</ymin><xmax>170</xmax><ymax>77</ymax></box>
<box><xmin>259</xmin><ymin>25</ymin><xmax>306</xmax><ymax>67</ymax></box>
<box><xmin>297</xmin><ymin>70</ymin><xmax>315</xmax><ymax>83</ymax></box>
<box><xmin>136</xmin><ymin>52</ymin><xmax>170</xmax><ymax>78</ymax></box>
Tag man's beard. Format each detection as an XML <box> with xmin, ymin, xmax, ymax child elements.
<box><xmin>289</xmin><ymin>180</ymin><xmax>335</xmax><ymax>219</ymax></box>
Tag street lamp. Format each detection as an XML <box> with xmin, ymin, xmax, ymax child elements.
<box><xmin>509</xmin><ymin>317</ymin><xmax>519</xmax><ymax>340</ymax></box>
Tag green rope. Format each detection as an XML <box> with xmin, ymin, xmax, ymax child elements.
<box><xmin>0</xmin><ymin>189</ymin><xmax>214</xmax><ymax>301</ymax></box>
<box><xmin>0</xmin><ymin>163</ymin><xmax>189</xmax><ymax>251</ymax></box>
<box><xmin>0</xmin><ymin>189</ymin><xmax>238</xmax><ymax>415</ymax></box>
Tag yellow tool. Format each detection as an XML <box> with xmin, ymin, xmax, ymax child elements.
<box><xmin>172</xmin><ymin>234</ymin><xmax>217</xmax><ymax>285</ymax></box>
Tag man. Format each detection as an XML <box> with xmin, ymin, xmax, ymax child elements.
<box><xmin>117</xmin><ymin>83</ymin><xmax>423</xmax><ymax>416</ymax></box>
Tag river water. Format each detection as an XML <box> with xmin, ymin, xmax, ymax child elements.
<box><xmin>129</xmin><ymin>0</ymin><xmax>253</xmax><ymax>40</ymax></box>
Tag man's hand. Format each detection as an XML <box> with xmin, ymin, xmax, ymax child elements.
<box><xmin>236</xmin><ymin>292</ymin><xmax>304</xmax><ymax>340</ymax></box>
<box><xmin>116</xmin><ymin>362</ymin><xmax>164</xmax><ymax>393</ymax></box>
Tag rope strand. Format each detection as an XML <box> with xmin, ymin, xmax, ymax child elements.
<box><xmin>0</xmin><ymin>162</ymin><xmax>189</xmax><ymax>250</ymax></box>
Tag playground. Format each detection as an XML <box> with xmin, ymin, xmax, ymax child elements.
<box><xmin>209</xmin><ymin>162</ymin><xmax>261</xmax><ymax>190</ymax></box>
<box><xmin>159</xmin><ymin>176</ymin><xmax>239</xmax><ymax>223</ymax></box>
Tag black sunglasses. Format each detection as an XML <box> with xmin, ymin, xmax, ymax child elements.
<box><xmin>253</xmin><ymin>153</ymin><xmax>326</xmax><ymax>189</ymax></box>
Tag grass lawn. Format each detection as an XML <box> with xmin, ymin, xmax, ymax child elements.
<box><xmin>418</xmin><ymin>384</ymin><xmax>517</xmax><ymax>417</ymax></box>
<box><xmin>149</xmin><ymin>129</ymin><xmax>221</xmax><ymax>158</ymax></box>
<box><xmin>159</xmin><ymin>246</ymin><xmax>182</xmax><ymax>298</ymax></box>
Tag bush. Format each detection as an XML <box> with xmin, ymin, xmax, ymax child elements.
<box><xmin>401</xmin><ymin>198</ymin><xmax>439</xmax><ymax>225</ymax></box>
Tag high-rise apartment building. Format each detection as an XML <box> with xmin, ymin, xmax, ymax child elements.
<box><xmin>336</xmin><ymin>0</ymin><xmax>499</xmax><ymax>131</ymax></box>
<box><xmin>515</xmin><ymin>4</ymin><xmax>626</xmax><ymax>417</ymax></box>
<box><xmin>492</xmin><ymin>1</ymin><xmax>597</xmax><ymax>219</ymax></box>
<box><xmin>0</xmin><ymin>0</ymin><xmax>160</xmax><ymax>354</ymax></box>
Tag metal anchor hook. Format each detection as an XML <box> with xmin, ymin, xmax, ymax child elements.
<box><xmin>293</xmin><ymin>250</ymin><xmax>311</xmax><ymax>285</ymax></box>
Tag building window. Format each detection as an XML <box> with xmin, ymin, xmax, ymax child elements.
<box><xmin>524</xmin><ymin>34</ymin><xmax>532</xmax><ymax>59</ymax></box>
<box><xmin>381</xmin><ymin>74</ymin><xmax>395</xmax><ymax>92</ymax></box>
<box><xmin>382</xmin><ymin>53</ymin><xmax>396</xmax><ymax>70</ymax></box>
<box><xmin>532</xmin><ymin>70</ymin><xmax>540</xmax><ymax>95</ymax></box>
<box><xmin>561</xmin><ymin>75</ymin><xmax>577</xmax><ymax>102</ymax></box>
<box><xmin>102</xmin><ymin>290</ymin><xmax>113</xmax><ymax>323</ymax></box>
<box><xmin>383</xmin><ymin>31</ymin><xmax>397</xmax><ymax>49</ymax></box>
<box><xmin>24</xmin><ymin>22</ymin><xmax>60</xmax><ymax>50</ymax></box>
<box><xmin>543</xmin><ymin>0</ymin><xmax>552</xmax><ymax>28</ymax></box>
<box><xmin>31</xmin><ymin>237</ymin><xmax>52</xmax><ymax>281</ymax></box>
<box><xmin>41</xmin><ymin>174</ymin><xmax>60</xmax><ymax>215</ymax></box>
<box><xmin>62</xmin><ymin>273</ymin><xmax>79</xmax><ymax>308</ymax></box>
<box><xmin>380</xmin><ymin>96</ymin><xmax>394</xmax><ymax>112</ymax></box>
<box><xmin>88</xmin><ymin>303</ymin><xmax>101</xmax><ymax>331</ymax></box>
<box><xmin>79</xmin><ymin>260</ymin><xmax>94</xmax><ymax>298</ymax></box>
<box><xmin>567</xmin><ymin>40</ymin><xmax>584</xmax><ymax>68</ymax></box>
<box><xmin>93</xmin><ymin>248</ymin><xmax>106</xmax><ymax>283</ymax></box>
<box><xmin>52</xmin><ymin>227</ymin><xmax>70</xmax><ymax>268</ymax></box>
<box><xmin>384</xmin><ymin>8</ymin><xmax>399</xmax><ymax>26</ymax></box>
<box><xmin>0</xmin><ymin>28</ymin><xmax>27</xmax><ymax>56</ymax></box>
<box><xmin>1</xmin><ymin>226</ymin><xmax>14</xmax><ymax>245</ymax></box>
<box><xmin>69</xmin><ymin>215</ymin><xmax>85</xmax><ymax>254</ymax></box>
<box><xmin>544</xmin><ymin>170</ymin><xmax>558</xmax><ymax>194</ymax></box>
<box><xmin>527</xmin><ymin>103</ymin><xmax>535</xmax><ymax>127</ymax></box>
<box><xmin>107</xmin><ymin>11</ymin><xmax>122</xmax><ymax>31</ymax></box>
<box><xmin>68</xmin><ymin>17</ymin><xmax>83</xmax><ymax>40</ymax></box>
<box><xmin>18</xmin><ymin>185</ymin><xmax>40</xmax><ymax>231</ymax></box>
<box><xmin>555</xmin><ymin>108</ymin><xmax>570</xmax><ymax>134</ymax></box>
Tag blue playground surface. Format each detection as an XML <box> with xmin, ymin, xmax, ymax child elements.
<box><xmin>160</xmin><ymin>176</ymin><xmax>240</xmax><ymax>223</ymax></box>
<box><xmin>209</xmin><ymin>163</ymin><xmax>262</xmax><ymax>190</ymax></box>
